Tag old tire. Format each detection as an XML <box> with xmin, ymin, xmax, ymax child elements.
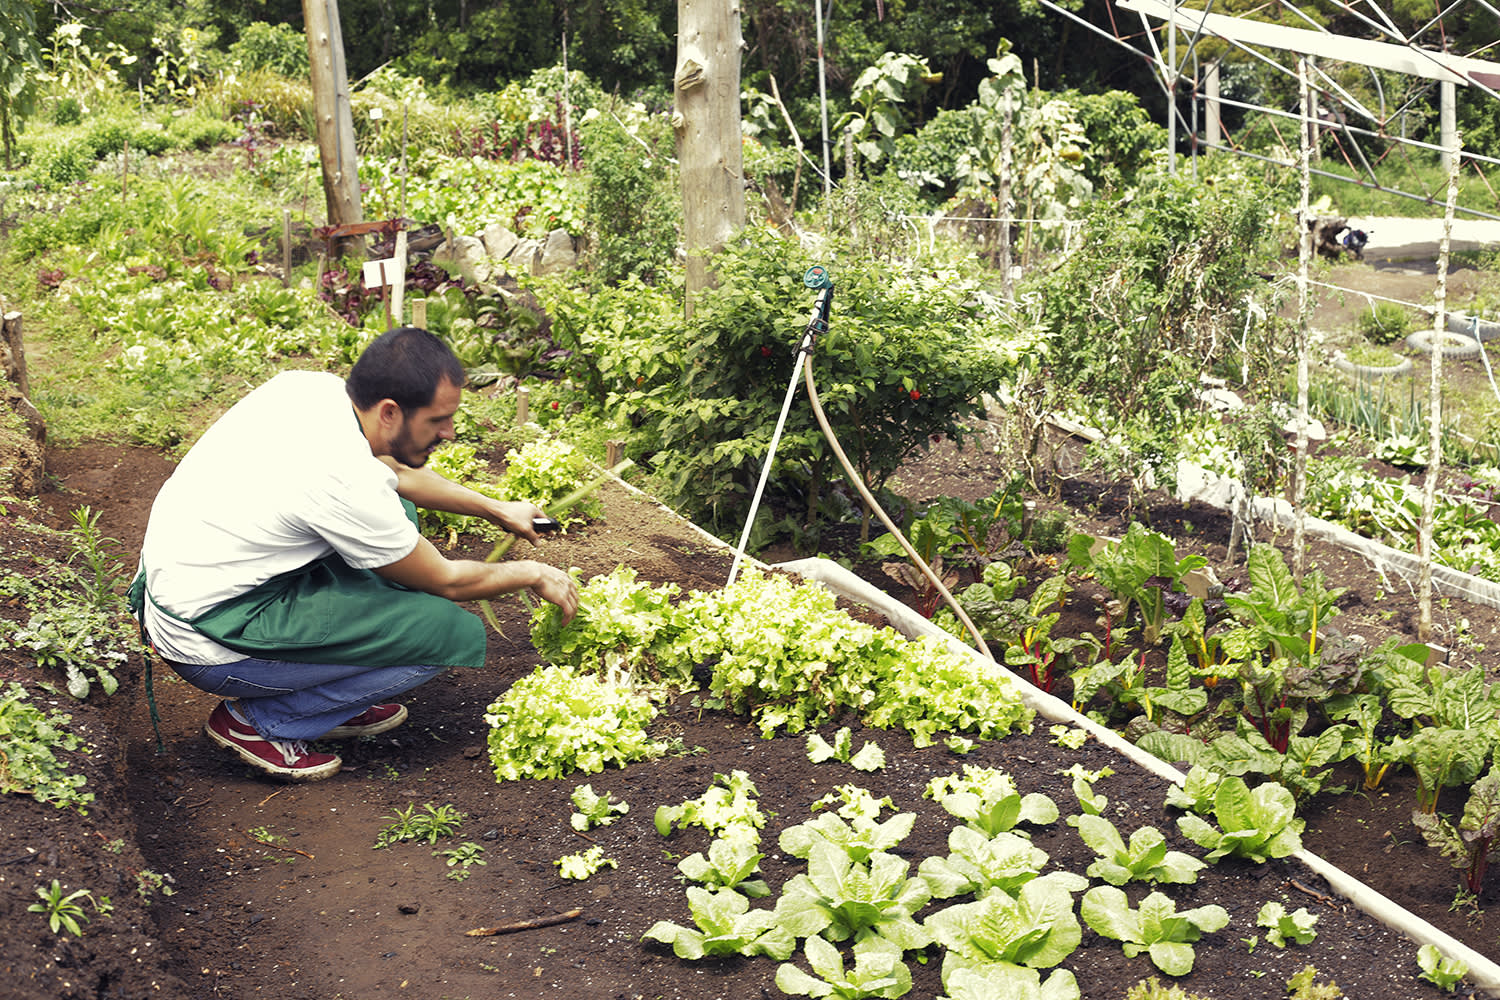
<box><xmin>1446</xmin><ymin>312</ymin><xmax>1500</xmax><ymax>342</ymax></box>
<box><xmin>1330</xmin><ymin>353</ymin><xmax>1413</xmax><ymax>378</ymax></box>
<box><xmin>1406</xmin><ymin>328</ymin><xmax>1482</xmax><ymax>360</ymax></box>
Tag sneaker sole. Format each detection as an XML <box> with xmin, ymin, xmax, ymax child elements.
<box><xmin>322</xmin><ymin>704</ymin><xmax>409</xmax><ymax>740</ymax></box>
<box><xmin>204</xmin><ymin>723</ymin><xmax>342</xmax><ymax>782</ymax></box>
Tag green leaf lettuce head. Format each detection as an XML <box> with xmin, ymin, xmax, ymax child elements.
<box><xmin>1416</xmin><ymin>944</ymin><xmax>1468</xmax><ymax>992</ymax></box>
<box><xmin>917</xmin><ymin>826</ymin><xmax>1049</xmax><ymax>900</ymax></box>
<box><xmin>677</xmin><ymin>838</ymin><xmax>771</xmax><ymax>898</ymax></box>
<box><xmin>555</xmin><ymin>845</ymin><xmax>617</xmax><ymax>880</ymax></box>
<box><xmin>642</xmin><ymin>886</ymin><xmax>795</xmax><ymax>961</ymax></box>
<box><xmin>773</xmin><ymin>842</ymin><xmax>933</xmax><ymax>950</ymax></box>
<box><xmin>779</xmin><ymin>811</ymin><xmax>917</xmax><ymax>864</ymax></box>
<box><xmin>569</xmin><ymin>783</ymin><xmax>628</xmax><ymax>831</ymax></box>
<box><xmin>655</xmin><ymin>769</ymin><xmax>768</xmax><ymax>840</ymax></box>
<box><xmin>1256</xmin><ymin>901</ymin><xmax>1318</xmax><ymax>947</ymax></box>
<box><xmin>1080</xmin><ymin>886</ymin><xmax>1229</xmax><ymax>976</ymax></box>
<box><xmin>925</xmin><ymin>765</ymin><xmax>1059</xmax><ymax>837</ymax></box>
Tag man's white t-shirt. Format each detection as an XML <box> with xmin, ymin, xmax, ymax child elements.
<box><xmin>139</xmin><ymin>370</ymin><xmax>420</xmax><ymax>665</ymax></box>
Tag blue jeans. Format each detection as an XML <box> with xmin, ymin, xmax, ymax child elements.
<box><xmin>170</xmin><ymin>657</ymin><xmax>447</xmax><ymax>741</ymax></box>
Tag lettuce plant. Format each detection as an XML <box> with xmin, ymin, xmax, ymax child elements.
<box><xmin>655</xmin><ymin>769</ymin><xmax>768</xmax><ymax>843</ymax></box>
<box><xmin>774</xmin><ymin>934</ymin><xmax>912</xmax><ymax>999</ymax></box>
<box><xmin>569</xmin><ymin>784</ymin><xmax>628</xmax><ymax>831</ymax></box>
<box><xmin>780</xmin><ymin>811</ymin><xmax>916</xmax><ymax>864</ymax></box>
<box><xmin>773</xmin><ymin>842</ymin><xmax>933</xmax><ymax>950</ymax></box>
<box><xmin>676</xmin><ymin>838</ymin><xmax>771</xmax><ymax>898</ymax></box>
<box><xmin>808</xmin><ymin>727</ymin><xmax>886</xmax><ymax>771</ymax></box>
<box><xmin>917</xmin><ymin>826</ymin><xmax>1049</xmax><ymax>900</ymax></box>
<box><xmin>1080</xmin><ymin>886</ymin><xmax>1229</xmax><ymax>976</ymax></box>
<box><xmin>642</xmin><ymin>886</ymin><xmax>795</xmax><ymax>960</ymax></box>
<box><xmin>1416</xmin><ymin>944</ymin><xmax>1468</xmax><ymax>992</ymax></box>
<box><xmin>925</xmin><ymin>765</ymin><xmax>1058</xmax><ymax>837</ymax></box>
<box><xmin>923</xmin><ymin>871</ymin><xmax>1088</xmax><ymax>981</ymax></box>
<box><xmin>1256</xmin><ymin>901</ymin><xmax>1318</xmax><ymax>947</ymax></box>
<box><xmin>939</xmin><ymin>965</ymin><xmax>1080</xmax><ymax>1000</ymax></box>
<box><xmin>812</xmin><ymin>785</ymin><xmax>897</xmax><ymax>820</ymax></box>
<box><xmin>1174</xmin><ymin>775</ymin><xmax>1304</xmax><ymax>863</ymax></box>
<box><xmin>1063</xmin><ymin>763</ymin><xmax>1112</xmax><ymax>817</ymax></box>
<box><xmin>1073</xmin><ymin>814</ymin><xmax>1205</xmax><ymax>886</ymax></box>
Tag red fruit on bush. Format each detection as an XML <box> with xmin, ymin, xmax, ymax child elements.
<box><xmin>909</xmin><ymin>389</ymin><xmax>921</xmax><ymax>401</ymax></box>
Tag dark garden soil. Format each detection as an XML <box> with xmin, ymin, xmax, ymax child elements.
<box><xmin>2</xmin><ymin>407</ymin><xmax>1498</xmax><ymax>1000</ymax></box>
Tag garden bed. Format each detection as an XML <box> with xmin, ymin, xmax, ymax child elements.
<box><xmin>2</xmin><ymin>438</ymin><xmax>1497</xmax><ymax>1000</ymax></box>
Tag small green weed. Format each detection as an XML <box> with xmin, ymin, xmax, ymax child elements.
<box><xmin>28</xmin><ymin>879</ymin><xmax>111</xmax><ymax>936</ymax></box>
<box><xmin>435</xmin><ymin>841</ymin><xmax>487</xmax><ymax>880</ymax></box>
<box><xmin>373</xmin><ymin>802</ymin><xmax>465</xmax><ymax>848</ymax></box>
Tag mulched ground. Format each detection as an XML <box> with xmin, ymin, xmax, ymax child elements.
<box><xmin>2</xmin><ymin>431</ymin><xmax>1497</xmax><ymax>1000</ymax></box>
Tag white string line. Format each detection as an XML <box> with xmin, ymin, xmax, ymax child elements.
<box><xmin>1204</xmin><ymin>90</ymin><xmax>1500</xmax><ymax>169</ymax></box>
<box><xmin>1306</xmin><ymin>276</ymin><xmax>1493</xmax><ymax>318</ymax></box>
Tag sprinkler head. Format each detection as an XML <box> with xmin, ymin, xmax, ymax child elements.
<box><xmin>803</xmin><ymin>265</ymin><xmax>832</xmax><ymax>290</ymax></box>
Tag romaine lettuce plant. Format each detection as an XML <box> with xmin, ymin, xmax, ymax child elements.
<box><xmin>677</xmin><ymin>837</ymin><xmax>771</xmax><ymax>898</ymax></box>
<box><xmin>569</xmin><ymin>783</ymin><xmax>628</xmax><ymax>831</ymax></box>
<box><xmin>773</xmin><ymin>842</ymin><xmax>932</xmax><ymax>950</ymax></box>
<box><xmin>917</xmin><ymin>826</ymin><xmax>1049</xmax><ymax>900</ymax></box>
<box><xmin>938</xmin><ymin>965</ymin><xmax>1081</xmax><ymax>1000</ymax></box>
<box><xmin>642</xmin><ymin>886</ymin><xmax>796</xmax><ymax>960</ymax></box>
<box><xmin>780</xmin><ymin>811</ymin><xmax>917</xmax><ymax>864</ymax></box>
<box><xmin>923</xmin><ymin>871</ymin><xmax>1088</xmax><ymax>980</ymax></box>
<box><xmin>1072</xmin><ymin>813</ymin><xmax>1205</xmax><ymax>886</ymax></box>
<box><xmin>774</xmin><ymin>934</ymin><xmax>913</xmax><ymax>999</ymax></box>
<box><xmin>655</xmin><ymin>769</ymin><xmax>768</xmax><ymax>843</ymax></box>
<box><xmin>1256</xmin><ymin>901</ymin><xmax>1318</xmax><ymax>947</ymax></box>
<box><xmin>1173</xmin><ymin>774</ymin><xmax>1304</xmax><ymax>863</ymax></box>
<box><xmin>808</xmin><ymin>727</ymin><xmax>886</xmax><ymax>771</ymax></box>
<box><xmin>1416</xmin><ymin>943</ymin><xmax>1469</xmax><ymax>992</ymax></box>
<box><xmin>925</xmin><ymin>765</ymin><xmax>1059</xmax><ymax>837</ymax></box>
<box><xmin>1080</xmin><ymin>886</ymin><xmax>1229</xmax><ymax>976</ymax></box>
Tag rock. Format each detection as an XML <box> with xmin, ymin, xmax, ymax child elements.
<box><xmin>481</xmin><ymin>224</ymin><xmax>519</xmax><ymax>262</ymax></box>
<box><xmin>505</xmin><ymin>237</ymin><xmax>543</xmax><ymax>275</ymax></box>
<box><xmin>535</xmin><ymin>229</ymin><xmax>578</xmax><ymax>275</ymax></box>
<box><xmin>434</xmin><ymin>235</ymin><xmax>493</xmax><ymax>285</ymax></box>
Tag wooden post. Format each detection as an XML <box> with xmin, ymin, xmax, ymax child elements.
<box><xmin>391</xmin><ymin>229</ymin><xmax>408</xmax><ymax>328</ymax></box>
<box><xmin>675</xmin><ymin>0</ymin><xmax>745</xmax><ymax>313</ymax></box>
<box><xmin>1291</xmin><ymin>57</ymin><xmax>1313</xmax><ymax>583</ymax></box>
<box><xmin>412</xmin><ymin>297</ymin><xmax>427</xmax><ymax>330</ymax></box>
<box><xmin>516</xmin><ymin>385</ymin><xmax>530</xmax><ymax>425</ymax></box>
<box><xmin>1</xmin><ymin>310</ymin><xmax>45</xmax><ymax>444</ymax></box>
<box><xmin>303</xmin><ymin>0</ymin><xmax>364</xmax><ymax>258</ymax></box>
<box><xmin>606</xmin><ymin>440</ymin><xmax>624</xmax><ymax>468</ymax></box>
<box><xmin>282</xmin><ymin>209</ymin><xmax>292</xmax><ymax>287</ymax></box>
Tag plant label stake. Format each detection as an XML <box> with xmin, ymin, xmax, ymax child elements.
<box><xmin>726</xmin><ymin>265</ymin><xmax>833</xmax><ymax>587</ymax></box>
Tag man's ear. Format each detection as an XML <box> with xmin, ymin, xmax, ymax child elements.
<box><xmin>376</xmin><ymin>398</ymin><xmax>404</xmax><ymax>429</ymax></box>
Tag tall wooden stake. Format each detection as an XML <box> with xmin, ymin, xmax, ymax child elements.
<box><xmin>303</xmin><ymin>0</ymin><xmax>363</xmax><ymax>257</ymax></box>
<box><xmin>1291</xmin><ymin>58</ymin><xmax>1313</xmax><ymax>583</ymax></box>
<box><xmin>1418</xmin><ymin>135</ymin><xmax>1463</xmax><ymax>642</ymax></box>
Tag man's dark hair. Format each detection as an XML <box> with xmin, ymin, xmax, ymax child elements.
<box><xmin>346</xmin><ymin>326</ymin><xmax>466</xmax><ymax>412</ymax></box>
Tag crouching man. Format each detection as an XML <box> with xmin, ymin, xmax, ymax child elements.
<box><xmin>129</xmin><ymin>326</ymin><xmax>578</xmax><ymax>781</ymax></box>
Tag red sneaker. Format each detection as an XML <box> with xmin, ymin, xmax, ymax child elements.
<box><xmin>204</xmin><ymin>702</ymin><xmax>341</xmax><ymax>781</ymax></box>
<box><xmin>323</xmin><ymin>703</ymin><xmax>408</xmax><ymax>739</ymax></box>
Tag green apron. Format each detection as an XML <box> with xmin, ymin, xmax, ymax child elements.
<box><xmin>129</xmin><ymin>501</ymin><xmax>487</xmax><ymax>669</ymax></box>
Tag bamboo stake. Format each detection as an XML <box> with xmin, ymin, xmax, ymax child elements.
<box><xmin>1291</xmin><ymin>58</ymin><xmax>1313</xmax><ymax>583</ymax></box>
<box><xmin>1418</xmin><ymin>134</ymin><xmax>1463</xmax><ymax>642</ymax></box>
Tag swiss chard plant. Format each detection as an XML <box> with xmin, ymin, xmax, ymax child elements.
<box><xmin>1080</xmin><ymin>886</ymin><xmax>1229</xmax><ymax>976</ymax></box>
<box><xmin>642</xmin><ymin>886</ymin><xmax>796</xmax><ymax>960</ymax></box>
<box><xmin>1067</xmin><ymin>523</ymin><xmax>1207</xmax><ymax>646</ymax></box>
<box><xmin>1411</xmin><ymin>766</ymin><xmax>1500</xmax><ymax>895</ymax></box>
<box><xmin>1002</xmin><ymin>573</ymin><xmax>1094</xmax><ymax>694</ymax></box>
<box><xmin>1389</xmin><ymin>725</ymin><xmax>1490</xmax><ymax>815</ymax></box>
<box><xmin>1325</xmin><ymin>693</ymin><xmax>1396</xmax><ymax>791</ymax></box>
<box><xmin>1072</xmin><ymin>813</ymin><xmax>1205</xmax><ymax>886</ymax></box>
<box><xmin>1173</xmin><ymin>773</ymin><xmax>1304</xmax><ymax>863</ymax></box>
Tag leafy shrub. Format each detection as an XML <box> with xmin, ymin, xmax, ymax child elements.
<box><xmin>580</xmin><ymin>101</ymin><xmax>679</xmax><ymax>283</ymax></box>
<box><xmin>1355</xmin><ymin>300</ymin><xmax>1415</xmax><ymax>345</ymax></box>
<box><xmin>31</xmin><ymin>136</ymin><xmax>93</xmax><ymax>187</ymax></box>
<box><xmin>51</xmin><ymin>98</ymin><xmax>82</xmax><ymax>126</ymax></box>
<box><xmin>0</xmin><ymin>682</ymin><xmax>93</xmax><ymax>811</ymax></box>
<box><xmin>229</xmin><ymin>22</ymin><xmax>309</xmax><ymax>77</ymax></box>
<box><xmin>127</xmin><ymin>126</ymin><xmax>175</xmax><ymax>155</ymax></box>
<box><xmin>84</xmin><ymin>119</ymin><xmax>129</xmax><ymax>158</ymax></box>
<box><xmin>167</xmin><ymin>114</ymin><xmax>238</xmax><ymax>151</ymax></box>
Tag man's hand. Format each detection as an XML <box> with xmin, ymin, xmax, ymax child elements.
<box><xmin>528</xmin><ymin>563</ymin><xmax>579</xmax><ymax>623</ymax></box>
<box><xmin>486</xmin><ymin>499</ymin><xmax>549</xmax><ymax>545</ymax></box>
